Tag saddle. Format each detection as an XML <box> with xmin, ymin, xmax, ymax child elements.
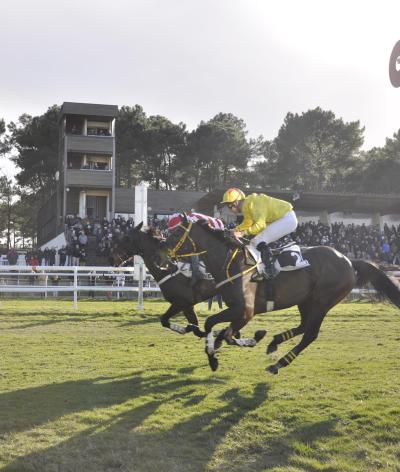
<box><xmin>245</xmin><ymin>237</ymin><xmax>310</xmax><ymax>275</ymax></box>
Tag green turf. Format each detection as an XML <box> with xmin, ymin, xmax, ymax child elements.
<box><xmin>0</xmin><ymin>299</ymin><xmax>399</xmax><ymax>471</ymax></box>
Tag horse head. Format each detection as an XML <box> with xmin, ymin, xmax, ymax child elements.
<box><xmin>162</xmin><ymin>217</ymin><xmax>231</xmax><ymax>263</ymax></box>
<box><xmin>161</xmin><ymin>218</ymin><xmax>195</xmax><ymax>260</ymax></box>
<box><xmin>112</xmin><ymin>222</ymin><xmax>163</xmax><ymax>267</ymax></box>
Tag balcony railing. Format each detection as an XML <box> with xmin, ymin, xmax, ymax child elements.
<box><xmin>66</xmin><ymin>135</ymin><xmax>114</xmax><ymax>154</ymax></box>
<box><xmin>66</xmin><ymin>169</ymin><xmax>113</xmax><ymax>188</ymax></box>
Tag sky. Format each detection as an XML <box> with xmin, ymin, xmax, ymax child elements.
<box><xmin>1</xmin><ymin>0</ymin><xmax>399</xmax><ymax>179</ymax></box>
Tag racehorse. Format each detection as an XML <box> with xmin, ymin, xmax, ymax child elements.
<box><xmin>162</xmin><ymin>218</ymin><xmax>400</xmax><ymax>374</ymax></box>
<box><xmin>112</xmin><ymin>222</ymin><xmax>215</xmax><ymax>337</ymax></box>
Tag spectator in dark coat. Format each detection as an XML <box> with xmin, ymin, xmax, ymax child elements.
<box><xmin>58</xmin><ymin>246</ymin><xmax>67</xmax><ymax>266</ymax></box>
<box><xmin>7</xmin><ymin>248</ymin><xmax>18</xmax><ymax>265</ymax></box>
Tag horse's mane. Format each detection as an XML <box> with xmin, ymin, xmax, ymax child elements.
<box><xmin>122</xmin><ymin>227</ymin><xmax>164</xmax><ymax>242</ymax></box>
<box><xmin>195</xmin><ymin>220</ymin><xmax>242</xmax><ymax>248</ymax></box>
<box><xmin>195</xmin><ymin>219</ymin><xmax>226</xmax><ymax>242</ymax></box>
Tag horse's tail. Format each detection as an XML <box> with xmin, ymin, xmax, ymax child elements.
<box><xmin>351</xmin><ymin>259</ymin><xmax>400</xmax><ymax>308</ymax></box>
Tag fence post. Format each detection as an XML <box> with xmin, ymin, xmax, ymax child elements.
<box><xmin>73</xmin><ymin>267</ymin><xmax>78</xmax><ymax>311</ymax></box>
<box><xmin>138</xmin><ymin>262</ymin><xmax>144</xmax><ymax>311</ymax></box>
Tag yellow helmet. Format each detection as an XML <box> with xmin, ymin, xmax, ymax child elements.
<box><xmin>220</xmin><ymin>188</ymin><xmax>246</xmax><ymax>204</ymax></box>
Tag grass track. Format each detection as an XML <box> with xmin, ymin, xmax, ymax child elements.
<box><xmin>0</xmin><ymin>299</ymin><xmax>399</xmax><ymax>472</ymax></box>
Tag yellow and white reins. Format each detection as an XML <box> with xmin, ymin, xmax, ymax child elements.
<box><xmin>168</xmin><ymin>222</ymin><xmax>260</xmax><ymax>289</ymax></box>
<box><xmin>168</xmin><ymin>221</ymin><xmax>207</xmax><ymax>259</ymax></box>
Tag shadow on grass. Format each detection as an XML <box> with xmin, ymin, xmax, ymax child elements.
<box><xmin>244</xmin><ymin>418</ymin><xmax>339</xmax><ymax>470</ymax></box>
<box><xmin>0</xmin><ymin>371</ymin><xmax>227</xmax><ymax>437</ymax></box>
<box><xmin>119</xmin><ymin>315</ymin><xmax>161</xmax><ymax>328</ymax></box>
<box><xmin>0</xmin><ymin>319</ymin><xmax>67</xmax><ymax>330</ymax></box>
<box><xmin>0</xmin><ymin>310</ymin><xmax>154</xmax><ymax>330</ymax></box>
<box><xmin>1</xmin><ymin>374</ymin><xmax>270</xmax><ymax>472</ymax></box>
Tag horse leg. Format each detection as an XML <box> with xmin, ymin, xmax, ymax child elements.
<box><xmin>266</xmin><ymin>324</ymin><xmax>305</xmax><ymax>354</ymax></box>
<box><xmin>223</xmin><ymin>307</ymin><xmax>267</xmax><ymax>348</ymax></box>
<box><xmin>182</xmin><ymin>307</ymin><xmax>204</xmax><ymax>337</ymax></box>
<box><xmin>214</xmin><ymin>327</ymin><xmax>243</xmax><ymax>351</ymax></box>
<box><xmin>160</xmin><ymin>305</ymin><xmax>188</xmax><ymax>335</ymax></box>
<box><xmin>224</xmin><ymin>326</ymin><xmax>267</xmax><ymax>348</ymax></box>
<box><xmin>266</xmin><ymin>300</ymin><xmax>310</xmax><ymax>354</ymax></box>
<box><xmin>204</xmin><ymin>308</ymin><xmax>240</xmax><ymax>371</ymax></box>
<box><xmin>266</xmin><ymin>308</ymin><xmax>327</xmax><ymax>375</ymax></box>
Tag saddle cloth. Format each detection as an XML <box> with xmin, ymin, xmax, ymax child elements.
<box><xmin>176</xmin><ymin>261</ymin><xmax>212</xmax><ymax>279</ymax></box>
<box><xmin>246</xmin><ymin>241</ymin><xmax>310</xmax><ymax>274</ymax></box>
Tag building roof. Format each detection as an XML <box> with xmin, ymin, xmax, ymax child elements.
<box><xmin>115</xmin><ymin>188</ymin><xmax>207</xmax><ymax>214</ymax></box>
<box><xmin>60</xmin><ymin>102</ymin><xmax>118</xmax><ymax>119</ymax></box>
<box><xmin>197</xmin><ymin>188</ymin><xmax>400</xmax><ymax>215</ymax></box>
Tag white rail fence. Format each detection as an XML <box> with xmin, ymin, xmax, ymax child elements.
<box><xmin>0</xmin><ymin>266</ymin><xmax>398</xmax><ymax>310</ymax></box>
<box><xmin>0</xmin><ymin>265</ymin><xmax>161</xmax><ymax>310</ymax></box>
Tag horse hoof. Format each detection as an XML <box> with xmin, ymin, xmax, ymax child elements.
<box><xmin>208</xmin><ymin>356</ymin><xmax>219</xmax><ymax>372</ymax></box>
<box><xmin>266</xmin><ymin>364</ymin><xmax>279</xmax><ymax>375</ymax></box>
<box><xmin>254</xmin><ymin>330</ymin><xmax>267</xmax><ymax>343</ymax></box>
<box><xmin>266</xmin><ymin>343</ymin><xmax>277</xmax><ymax>354</ymax></box>
<box><xmin>186</xmin><ymin>325</ymin><xmax>204</xmax><ymax>338</ymax></box>
<box><xmin>169</xmin><ymin>323</ymin><xmax>187</xmax><ymax>335</ymax></box>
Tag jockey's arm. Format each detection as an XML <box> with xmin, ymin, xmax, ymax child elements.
<box><xmin>235</xmin><ymin>199</ymin><xmax>267</xmax><ymax>236</ymax></box>
<box><xmin>234</xmin><ymin>215</ymin><xmax>253</xmax><ymax>234</ymax></box>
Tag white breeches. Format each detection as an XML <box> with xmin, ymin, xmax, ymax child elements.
<box><xmin>250</xmin><ymin>211</ymin><xmax>298</xmax><ymax>247</ymax></box>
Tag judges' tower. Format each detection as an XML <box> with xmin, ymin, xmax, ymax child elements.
<box><xmin>58</xmin><ymin>102</ymin><xmax>118</xmax><ymax>225</ymax></box>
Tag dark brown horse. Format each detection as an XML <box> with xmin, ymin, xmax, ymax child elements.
<box><xmin>113</xmin><ymin>223</ymin><xmax>216</xmax><ymax>338</ymax></box>
<box><xmin>162</xmin><ymin>219</ymin><xmax>400</xmax><ymax>374</ymax></box>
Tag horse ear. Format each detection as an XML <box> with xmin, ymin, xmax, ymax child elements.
<box><xmin>135</xmin><ymin>222</ymin><xmax>143</xmax><ymax>231</ymax></box>
<box><xmin>181</xmin><ymin>212</ymin><xmax>188</xmax><ymax>223</ymax></box>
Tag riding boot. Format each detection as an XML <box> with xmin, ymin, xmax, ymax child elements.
<box><xmin>257</xmin><ymin>242</ymin><xmax>279</xmax><ymax>280</ymax></box>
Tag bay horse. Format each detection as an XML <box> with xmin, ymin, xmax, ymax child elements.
<box><xmin>112</xmin><ymin>222</ymin><xmax>215</xmax><ymax>338</ymax></box>
<box><xmin>162</xmin><ymin>218</ymin><xmax>400</xmax><ymax>374</ymax></box>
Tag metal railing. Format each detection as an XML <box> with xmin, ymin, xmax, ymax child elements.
<box><xmin>1</xmin><ymin>265</ymin><xmax>396</xmax><ymax>309</ymax></box>
<box><xmin>0</xmin><ymin>265</ymin><xmax>161</xmax><ymax>310</ymax></box>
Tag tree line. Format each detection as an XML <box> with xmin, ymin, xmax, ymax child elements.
<box><xmin>0</xmin><ymin>105</ymin><xmax>399</xmax><ymax>248</ymax></box>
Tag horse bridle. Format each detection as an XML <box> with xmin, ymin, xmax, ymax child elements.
<box><xmin>167</xmin><ymin>220</ymin><xmax>260</xmax><ymax>288</ymax></box>
<box><xmin>168</xmin><ymin>221</ymin><xmax>207</xmax><ymax>259</ymax></box>
<box><xmin>115</xmin><ymin>252</ymin><xmax>135</xmax><ymax>267</ymax></box>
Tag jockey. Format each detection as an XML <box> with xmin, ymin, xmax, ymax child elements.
<box><xmin>220</xmin><ymin>188</ymin><xmax>298</xmax><ymax>279</ymax></box>
<box><xmin>167</xmin><ymin>212</ymin><xmax>224</xmax><ymax>284</ymax></box>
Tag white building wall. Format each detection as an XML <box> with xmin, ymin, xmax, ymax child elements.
<box><xmin>381</xmin><ymin>214</ymin><xmax>400</xmax><ymax>226</ymax></box>
<box><xmin>329</xmin><ymin>212</ymin><xmax>373</xmax><ymax>226</ymax></box>
<box><xmin>40</xmin><ymin>232</ymin><xmax>67</xmax><ymax>251</ymax></box>
<box><xmin>296</xmin><ymin>211</ymin><xmax>321</xmax><ymax>224</ymax></box>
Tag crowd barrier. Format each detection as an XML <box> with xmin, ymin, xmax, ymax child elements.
<box><xmin>0</xmin><ymin>265</ymin><xmax>396</xmax><ymax>310</ymax></box>
<box><xmin>0</xmin><ymin>265</ymin><xmax>161</xmax><ymax>310</ymax></box>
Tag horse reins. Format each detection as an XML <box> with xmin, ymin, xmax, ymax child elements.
<box><xmin>168</xmin><ymin>221</ymin><xmax>260</xmax><ymax>288</ymax></box>
<box><xmin>117</xmin><ymin>254</ymin><xmax>135</xmax><ymax>267</ymax></box>
<box><xmin>168</xmin><ymin>221</ymin><xmax>207</xmax><ymax>259</ymax></box>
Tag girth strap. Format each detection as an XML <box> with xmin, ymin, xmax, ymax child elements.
<box><xmin>157</xmin><ymin>269</ymin><xmax>183</xmax><ymax>286</ymax></box>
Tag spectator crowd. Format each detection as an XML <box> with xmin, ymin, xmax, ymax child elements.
<box><xmin>1</xmin><ymin>218</ymin><xmax>400</xmax><ymax>267</ymax></box>
<box><xmin>294</xmin><ymin>221</ymin><xmax>400</xmax><ymax>265</ymax></box>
